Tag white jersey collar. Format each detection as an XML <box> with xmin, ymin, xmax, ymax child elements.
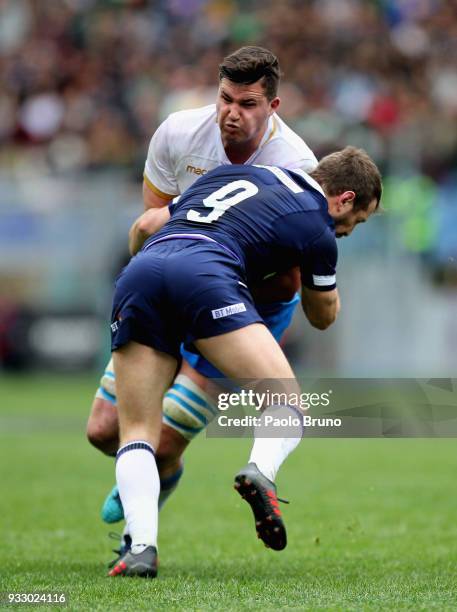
<box><xmin>216</xmin><ymin>114</ymin><xmax>276</xmax><ymax>166</ymax></box>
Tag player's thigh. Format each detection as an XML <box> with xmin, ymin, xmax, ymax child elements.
<box><xmin>178</xmin><ymin>293</ymin><xmax>299</xmax><ymax>383</ymax></box>
<box><xmin>195</xmin><ymin>322</ymin><xmax>295</xmax><ymax>381</ymax></box>
<box><xmin>113</xmin><ymin>342</ymin><xmax>177</xmax><ymax>448</ymax></box>
<box><xmin>179</xmin><ymin>359</ymin><xmax>211</xmax><ymax>391</ymax></box>
<box><xmin>110</xmin><ymin>248</ymin><xmax>182</xmax><ymax>445</ymax></box>
<box><xmin>178</xmin><ymin>359</ymin><xmax>225</xmax><ymax>400</ymax></box>
<box><xmin>257</xmin><ymin>293</ymin><xmax>300</xmax><ymax>343</ymax></box>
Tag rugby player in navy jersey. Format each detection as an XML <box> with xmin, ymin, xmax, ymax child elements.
<box><xmin>87</xmin><ymin>47</ymin><xmax>318</xmax><ymax>535</ymax></box>
<box><xmin>107</xmin><ymin>147</ymin><xmax>382</xmax><ymax>577</ymax></box>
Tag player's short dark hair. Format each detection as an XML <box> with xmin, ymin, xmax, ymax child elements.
<box><xmin>218</xmin><ymin>46</ymin><xmax>280</xmax><ymax>101</ymax></box>
<box><xmin>310</xmin><ymin>147</ymin><xmax>382</xmax><ymax>210</ymax></box>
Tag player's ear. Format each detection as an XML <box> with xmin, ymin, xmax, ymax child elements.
<box><xmin>338</xmin><ymin>190</ymin><xmax>355</xmax><ymax>212</ymax></box>
<box><xmin>269</xmin><ymin>97</ymin><xmax>280</xmax><ymax>114</ymax></box>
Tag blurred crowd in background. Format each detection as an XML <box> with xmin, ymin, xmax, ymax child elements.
<box><xmin>2</xmin><ymin>0</ymin><xmax>457</xmax><ymax>259</ymax></box>
<box><xmin>1</xmin><ymin>0</ymin><xmax>457</xmax><ymax>373</ymax></box>
<box><xmin>1</xmin><ymin>0</ymin><xmax>456</xmax><ymax>176</ymax></box>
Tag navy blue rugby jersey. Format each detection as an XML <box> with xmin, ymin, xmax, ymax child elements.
<box><xmin>146</xmin><ymin>164</ymin><xmax>337</xmax><ymax>291</ymax></box>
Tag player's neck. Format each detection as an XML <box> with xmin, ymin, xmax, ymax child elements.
<box><xmin>223</xmin><ymin>130</ymin><xmax>266</xmax><ymax>164</ymax></box>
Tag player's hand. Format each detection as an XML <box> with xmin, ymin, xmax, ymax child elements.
<box><xmin>250</xmin><ymin>266</ymin><xmax>301</xmax><ymax>303</ymax></box>
<box><xmin>128</xmin><ymin>207</ymin><xmax>171</xmax><ymax>255</ymax></box>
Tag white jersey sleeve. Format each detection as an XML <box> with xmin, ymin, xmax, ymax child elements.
<box><xmin>144</xmin><ymin>117</ymin><xmax>179</xmax><ymax>197</ymax></box>
<box><xmin>256</xmin><ymin>114</ymin><xmax>318</xmax><ymax>174</ymax></box>
<box><xmin>143</xmin><ymin>104</ymin><xmax>318</xmax><ymax>197</ymax></box>
<box><xmin>293</xmin><ymin>153</ymin><xmax>318</xmax><ymax>173</ymax></box>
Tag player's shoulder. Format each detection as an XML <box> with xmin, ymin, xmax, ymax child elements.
<box><xmin>164</xmin><ymin>104</ymin><xmax>216</xmax><ymax>134</ymax></box>
<box><xmin>295</xmin><ymin>170</ymin><xmax>332</xmax><ymax>222</ymax></box>
<box><xmin>280</xmin><ymin>168</ymin><xmax>334</xmax><ymax>232</ymax></box>
<box><xmin>289</xmin><ymin>168</ymin><xmax>326</xmax><ymax>200</ymax></box>
<box><xmin>262</xmin><ymin>114</ymin><xmax>317</xmax><ymax>170</ymax></box>
<box><xmin>253</xmin><ymin>164</ymin><xmax>326</xmax><ymax>204</ymax></box>
<box><xmin>158</xmin><ymin>104</ymin><xmax>217</xmax><ymax>160</ymax></box>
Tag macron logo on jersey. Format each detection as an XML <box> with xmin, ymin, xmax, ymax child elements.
<box><xmin>212</xmin><ymin>303</ymin><xmax>247</xmax><ymax>319</ymax></box>
<box><xmin>186</xmin><ymin>165</ymin><xmax>207</xmax><ymax>176</ymax></box>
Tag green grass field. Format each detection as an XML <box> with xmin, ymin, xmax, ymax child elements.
<box><xmin>2</xmin><ymin>374</ymin><xmax>457</xmax><ymax>610</ymax></box>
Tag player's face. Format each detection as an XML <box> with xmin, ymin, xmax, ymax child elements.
<box><xmin>333</xmin><ymin>196</ymin><xmax>378</xmax><ymax>238</ymax></box>
<box><xmin>217</xmin><ymin>78</ymin><xmax>280</xmax><ymax>149</ymax></box>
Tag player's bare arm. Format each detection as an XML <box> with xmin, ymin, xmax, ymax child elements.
<box><xmin>300</xmin><ymin>286</ymin><xmax>340</xmax><ymax>330</ymax></box>
<box><xmin>142</xmin><ymin>179</ymin><xmax>174</xmax><ymax>210</ymax></box>
<box><xmin>129</xmin><ymin>206</ymin><xmax>171</xmax><ymax>255</ymax></box>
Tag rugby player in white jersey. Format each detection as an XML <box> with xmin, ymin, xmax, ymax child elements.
<box><xmin>85</xmin><ymin>46</ymin><xmax>318</xmax><ymax>554</ymax></box>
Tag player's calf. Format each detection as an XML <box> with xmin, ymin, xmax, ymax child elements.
<box><xmin>155</xmin><ymin>423</ymin><xmax>186</xmax><ymax>509</ymax></box>
<box><xmin>101</xmin><ymin>374</ymin><xmax>215</xmax><ymax>524</ymax></box>
<box><xmin>101</xmin><ymin>458</ymin><xmax>184</xmax><ymax>525</ymax></box>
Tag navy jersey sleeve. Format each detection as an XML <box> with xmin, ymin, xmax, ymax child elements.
<box><xmin>300</xmin><ymin>227</ymin><xmax>337</xmax><ymax>292</ymax></box>
<box><xmin>168</xmin><ymin>195</ymin><xmax>181</xmax><ymax>216</ymax></box>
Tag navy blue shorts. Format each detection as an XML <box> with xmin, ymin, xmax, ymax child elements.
<box><xmin>111</xmin><ymin>238</ymin><xmax>263</xmax><ymax>358</ymax></box>
<box><xmin>182</xmin><ymin>293</ymin><xmax>300</xmax><ymax>378</ymax></box>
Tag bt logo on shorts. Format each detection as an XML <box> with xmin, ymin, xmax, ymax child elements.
<box><xmin>111</xmin><ymin>311</ymin><xmax>123</xmax><ymax>332</ymax></box>
<box><xmin>211</xmin><ymin>303</ymin><xmax>246</xmax><ymax>319</ymax></box>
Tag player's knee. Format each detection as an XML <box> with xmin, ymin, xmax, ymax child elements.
<box><xmin>86</xmin><ymin>398</ymin><xmax>119</xmax><ymax>455</ymax></box>
<box><xmin>86</xmin><ymin>426</ymin><xmax>118</xmax><ymax>455</ymax></box>
<box><xmin>86</xmin><ymin>423</ymin><xmax>110</xmax><ymax>452</ymax></box>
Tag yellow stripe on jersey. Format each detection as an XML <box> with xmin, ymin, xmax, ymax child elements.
<box><xmin>143</xmin><ymin>173</ymin><xmax>177</xmax><ymax>199</ymax></box>
<box><xmin>262</xmin><ymin>116</ymin><xmax>277</xmax><ymax>148</ymax></box>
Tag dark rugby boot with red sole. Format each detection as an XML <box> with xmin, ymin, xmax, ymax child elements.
<box><xmin>108</xmin><ymin>545</ymin><xmax>158</xmax><ymax>578</ymax></box>
<box><xmin>234</xmin><ymin>462</ymin><xmax>287</xmax><ymax>551</ymax></box>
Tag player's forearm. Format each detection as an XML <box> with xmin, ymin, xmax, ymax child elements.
<box><xmin>301</xmin><ymin>287</ymin><xmax>340</xmax><ymax>330</ymax></box>
<box><xmin>128</xmin><ymin>207</ymin><xmax>171</xmax><ymax>255</ymax></box>
<box><xmin>128</xmin><ymin>218</ymin><xmax>149</xmax><ymax>255</ymax></box>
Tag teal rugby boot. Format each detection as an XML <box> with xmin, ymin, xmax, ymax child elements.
<box><xmin>101</xmin><ymin>485</ymin><xmax>124</xmax><ymax>524</ymax></box>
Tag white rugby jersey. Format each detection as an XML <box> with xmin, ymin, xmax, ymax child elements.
<box><xmin>144</xmin><ymin>104</ymin><xmax>317</xmax><ymax>197</ymax></box>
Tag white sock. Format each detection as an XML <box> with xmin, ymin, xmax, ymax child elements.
<box><xmin>120</xmin><ymin>463</ymin><xmax>184</xmax><ymax>548</ymax></box>
<box><xmin>249</xmin><ymin>405</ymin><xmax>303</xmax><ymax>482</ymax></box>
<box><xmin>116</xmin><ymin>441</ymin><xmax>160</xmax><ymax>550</ymax></box>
